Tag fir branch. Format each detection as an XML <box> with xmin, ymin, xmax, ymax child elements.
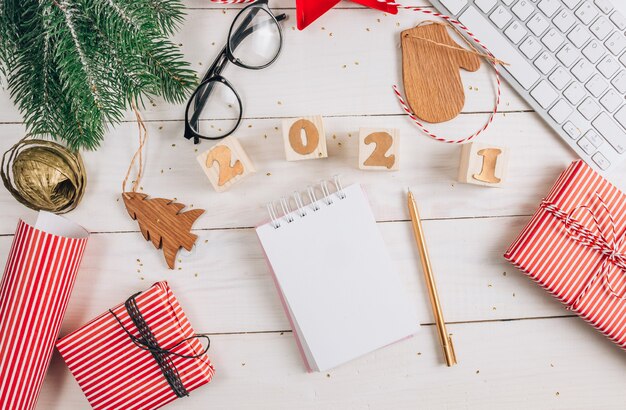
<box><xmin>0</xmin><ymin>0</ymin><xmax>195</xmax><ymax>150</ymax></box>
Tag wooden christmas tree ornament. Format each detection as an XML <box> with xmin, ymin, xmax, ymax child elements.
<box><xmin>401</xmin><ymin>22</ymin><xmax>481</xmax><ymax>123</ymax></box>
<box><xmin>358</xmin><ymin>128</ymin><xmax>400</xmax><ymax>171</ymax></box>
<box><xmin>123</xmin><ymin>193</ymin><xmax>204</xmax><ymax>269</ymax></box>
<box><xmin>458</xmin><ymin>142</ymin><xmax>508</xmax><ymax>187</ymax></box>
<box><xmin>282</xmin><ymin>115</ymin><xmax>328</xmax><ymax>161</ymax></box>
<box><xmin>197</xmin><ymin>136</ymin><xmax>256</xmax><ymax>192</ymax></box>
<box><xmin>121</xmin><ymin>104</ymin><xmax>204</xmax><ymax>269</ymax></box>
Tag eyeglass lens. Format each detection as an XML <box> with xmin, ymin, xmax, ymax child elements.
<box><xmin>188</xmin><ymin>80</ymin><xmax>240</xmax><ymax>139</ymax></box>
<box><xmin>229</xmin><ymin>7</ymin><xmax>281</xmax><ymax>68</ymax></box>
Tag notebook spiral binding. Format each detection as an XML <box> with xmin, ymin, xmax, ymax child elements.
<box><xmin>267</xmin><ymin>175</ymin><xmax>347</xmax><ymax>229</ymax></box>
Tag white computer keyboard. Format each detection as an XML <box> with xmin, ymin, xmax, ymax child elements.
<box><xmin>428</xmin><ymin>0</ymin><xmax>626</xmax><ymax>172</ymax></box>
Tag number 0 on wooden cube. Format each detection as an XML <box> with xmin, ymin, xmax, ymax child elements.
<box><xmin>282</xmin><ymin>116</ymin><xmax>328</xmax><ymax>161</ymax></box>
<box><xmin>197</xmin><ymin>136</ymin><xmax>256</xmax><ymax>192</ymax></box>
<box><xmin>358</xmin><ymin>128</ymin><xmax>400</xmax><ymax>171</ymax></box>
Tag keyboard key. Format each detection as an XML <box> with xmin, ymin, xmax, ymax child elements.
<box><xmin>563</xmin><ymin>121</ymin><xmax>582</xmax><ymax>139</ymax></box>
<box><xmin>575</xmin><ymin>3</ymin><xmax>599</xmax><ymax>24</ymax></box>
<box><xmin>505</xmin><ymin>21</ymin><xmax>528</xmax><ymax>44</ymax></box>
<box><xmin>490</xmin><ymin>6</ymin><xmax>513</xmax><ymax>28</ymax></box>
<box><xmin>548</xmin><ymin>99</ymin><xmax>573</xmax><ymax>123</ymax></box>
<box><xmin>563</xmin><ymin>0</ymin><xmax>581</xmax><ymax>8</ymax></box>
<box><xmin>549</xmin><ymin>66</ymin><xmax>572</xmax><ymax>89</ymax></box>
<box><xmin>594</xmin><ymin>0</ymin><xmax>613</xmax><ymax>14</ymax></box>
<box><xmin>599</xmin><ymin>89</ymin><xmax>623</xmax><ymax>112</ymax></box>
<box><xmin>538</xmin><ymin>0</ymin><xmax>560</xmax><ymax>18</ymax></box>
<box><xmin>582</xmin><ymin>40</ymin><xmax>606</xmax><ymax>63</ymax></box>
<box><xmin>577</xmin><ymin>136</ymin><xmax>595</xmax><ymax>154</ymax></box>
<box><xmin>459</xmin><ymin>7</ymin><xmax>540</xmax><ymax>89</ymax></box>
<box><xmin>597</xmin><ymin>55</ymin><xmax>620</xmax><ymax>78</ymax></box>
<box><xmin>535</xmin><ymin>52</ymin><xmax>557</xmax><ymax>74</ymax></box>
<box><xmin>512</xmin><ymin>0</ymin><xmax>534</xmax><ymax>21</ymax></box>
<box><xmin>527</xmin><ymin>13</ymin><xmax>550</xmax><ymax>36</ymax></box>
<box><xmin>475</xmin><ymin>0</ymin><xmax>496</xmax><ymax>13</ymax></box>
<box><xmin>611</xmin><ymin>70</ymin><xmax>626</xmax><ymax>93</ymax></box>
<box><xmin>590</xmin><ymin>16</ymin><xmax>612</xmax><ymax>40</ymax></box>
<box><xmin>605</xmin><ymin>32</ymin><xmax>626</xmax><ymax>55</ymax></box>
<box><xmin>620</xmin><ymin>53</ymin><xmax>626</xmax><ymax>67</ymax></box>
<box><xmin>578</xmin><ymin>97</ymin><xmax>601</xmax><ymax>120</ymax></box>
<box><xmin>592</xmin><ymin>113</ymin><xmax>626</xmax><ymax>153</ymax></box>
<box><xmin>585</xmin><ymin>74</ymin><xmax>608</xmax><ymax>97</ymax></box>
<box><xmin>564</xmin><ymin>81</ymin><xmax>586</xmax><ymax>104</ymax></box>
<box><xmin>542</xmin><ymin>29</ymin><xmax>564</xmax><ymax>52</ymax></box>
<box><xmin>502</xmin><ymin>0</ymin><xmax>514</xmax><ymax>5</ymax></box>
<box><xmin>571</xmin><ymin>59</ymin><xmax>594</xmax><ymax>81</ymax></box>
<box><xmin>584</xmin><ymin>129</ymin><xmax>603</xmax><ymax>147</ymax></box>
<box><xmin>592</xmin><ymin>152</ymin><xmax>610</xmax><ymax>170</ymax></box>
<box><xmin>520</xmin><ymin>36</ymin><xmax>542</xmax><ymax>59</ymax></box>
<box><xmin>610</xmin><ymin>11</ymin><xmax>626</xmax><ymax>30</ymax></box>
<box><xmin>556</xmin><ymin>44</ymin><xmax>579</xmax><ymax>67</ymax></box>
<box><xmin>567</xmin><ymin>25</ymin><xmax>591</xmax><ymax>48</ymax></box>
<box><xmin>531</xmin><ymin>80</ymin><xmax>558</xmax><ymax>108</ymax></box>
<box><xmin>615</xmin><ymin>105</ymin><xmax>626</xmax><ymax>129</ymax></box>
<box><xmin>439</xmin><ymin>0</ymin><xmax>467</xmax><ymax>14</ymax></box>
<box><xmin>553</xmin><ymin>10</ymin><xmax>576</xmax><ymax>32</ymax></box>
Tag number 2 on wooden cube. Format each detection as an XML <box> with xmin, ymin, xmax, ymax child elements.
<box><xmin>196</xmin><ymin>136</ymin><xmax>256</xmax><ymax>192</ymax></box>
<box><xmin>358</xmin><ymin>128</ymin><xmax>400</xmax><ymax>171</ymax></box>
<box><xmin>282</xmin><ymin>116</ymin><xmax>328</xmax><ymax>161</ymax></box>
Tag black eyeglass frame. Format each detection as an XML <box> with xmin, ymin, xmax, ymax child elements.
<box><xmin>184</xmin><ymin>0</ymin><xmax>287</xmax><ymax>144</ymax></box>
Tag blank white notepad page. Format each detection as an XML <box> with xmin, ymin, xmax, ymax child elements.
<box><xmin>256</xmin><ymin>184</ymin><xmax>418</xmax><ymax>371</ymax></box>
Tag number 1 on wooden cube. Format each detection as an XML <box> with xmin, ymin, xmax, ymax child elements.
<box><xmin>458</xmin><ymin>142</ymin><xmax>508</xmax><ymax>187</ymax></box>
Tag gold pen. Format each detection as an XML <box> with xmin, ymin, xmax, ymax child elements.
<box><xmin>407</xmin><ymin>189</ymin><xmax>457</xmax><ymax>367</ymax></box>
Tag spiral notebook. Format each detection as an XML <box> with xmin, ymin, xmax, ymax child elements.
<box><xmin>256</xmin><ymin>178</ymin><xmax>418</xmax><ymax>372</ymax></box>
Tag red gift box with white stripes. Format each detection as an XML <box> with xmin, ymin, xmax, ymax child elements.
<box><xmin>505</xmin><ymin>160</ymin><xmax>626</xmax><ymax>350</ymax></box>
<box><xmin>56</xmin><ymin>281</ymin><xmax>215</xmax><ymax>410</ymax></box>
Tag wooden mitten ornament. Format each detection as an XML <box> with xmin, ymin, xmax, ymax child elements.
<box><xmin>123</xmin><ymin>193</ymin><xmax>204</xmax><ymax>269</ymax></box>
<box><xmin>401</xmin><ymin>23</ymin><xmax>481</xmax><ymax>123</ymax></box>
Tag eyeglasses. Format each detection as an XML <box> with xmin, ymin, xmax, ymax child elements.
<box><xmin>184</xmin><ymin>0</ymin><xmax>287</xmax><ymax>144</ymax></box>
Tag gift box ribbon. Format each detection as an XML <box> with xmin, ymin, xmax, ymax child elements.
<box><xmin>541</xmin><ymin>192</ymin><xmax>626</xmax><ymax>311</ymax></box>
<box><xmin>109</xmin><ymin>292</ymin><xmax>211</xmax><ymax>398</ymax></box>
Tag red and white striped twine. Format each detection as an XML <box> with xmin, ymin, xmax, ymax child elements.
<box><xmin>210</xmin><ymin>0</ymin><xmax>502</xmax><ymax>143</ymax></box>
<box><xmin>541</xmin><ymin>193</ymin><xmax>626</xmax><ymax>309</ymax></box>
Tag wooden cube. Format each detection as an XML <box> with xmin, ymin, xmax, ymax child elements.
<box><xmin>282</xmin><ymin>116</ymin><xmax>328</xmax><ymax>161</ymax></box>
<box><xmin>196</xmin><ymin>136</ymin><xmax>256</xmax><ymax>192</ymax></box>
<box><xmin>458</xmin><ymin>142</ymin><xmax>508</xmax><ymax>187</ymax></box>
<box><xmin>358</xmin><ymin>128</ymin><xmax>400</xmax><ymax>171</ymax></box>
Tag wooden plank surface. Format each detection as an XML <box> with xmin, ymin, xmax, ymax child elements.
<box><xmin>38</xmin><ymin>319</ymin><xmax>626</xmax><ymax>409</ymax></box>
<box><xmin>0</xmin><ymin>6</ymin><xmax>530</xmax><ymax>124</ymax></box>
<box><xmin>0</xmin><ymin>1</ymin><xmax>623</xmax><ymax>409</ymax></box>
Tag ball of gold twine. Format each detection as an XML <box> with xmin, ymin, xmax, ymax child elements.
<box><xmin>1</xmin><ymin>138</ymin><xmax>86</xmax><ymax>213</ymax></box>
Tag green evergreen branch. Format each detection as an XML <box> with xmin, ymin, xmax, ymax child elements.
<box><xmin>0</xmin><ymin>0</ymin><xmax>196</xmax><ymax>150</ymax></box>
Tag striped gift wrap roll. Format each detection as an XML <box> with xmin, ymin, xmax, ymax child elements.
<box><xmin>505</xmin><ymin>160</ymin><xmax>626</xmax><ymax>350</ymax></box>
<box><xmin>0</xmin><ymin>212</ymin><xmax>89</xmax><ymax>410</ymax></box>
<box><xmin>56</xmin><ymin>281</ymin><xmax>214</xmax><ymax>410</ymax></box>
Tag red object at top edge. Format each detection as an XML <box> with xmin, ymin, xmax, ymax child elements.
<box><xmin>296</xmin><ymin>0</ymin><xmax>398</xmax><ymax>30</ymax></box>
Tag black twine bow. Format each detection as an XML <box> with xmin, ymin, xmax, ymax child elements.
<box><xmin>109</xmin><ymin>292</ymin><xmax>210</xmax><ymax>398</ymax></box>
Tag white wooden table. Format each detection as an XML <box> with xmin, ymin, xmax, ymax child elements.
<box><xmin>1</xmin><ymin>1</ymin><xmax>625</xmax><ymax>409</ymax></box>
